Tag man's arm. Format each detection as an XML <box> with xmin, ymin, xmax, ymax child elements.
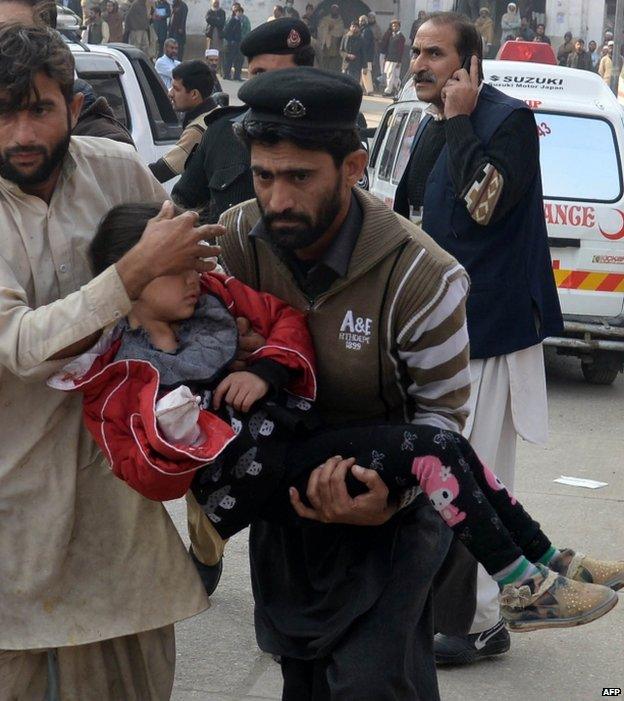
<box><xmin>0</xmin><ymin>260</ymin><xmax>131</xmax><ymax>381</ymax></box>
<box><xmin>396</xmin><ymin>265</ymin><xmax>471</xmax><ymax>432</ymax></box>
<box><xmin>444</xmin><ymin>109</ymin><xmax>539</xmax><ymax>226</ymax></box>
<box><xmin>0</xmin><ymin>205</ymin><xmax>223</xmax><ymax>382</ymax></box>
<box><xmin>172</xmin><ymin>128</ymin><xmax>210</xmax><ymax>209</ymax></box>
<box><xmin>150</xmin><ymin>124</ymin><xmax>204</xmax><ymax>183</ymax></box>
<box><xmin>441</xmin><ymin>59</ymin><xmax>539</xmax><ymax>227</ymax></box>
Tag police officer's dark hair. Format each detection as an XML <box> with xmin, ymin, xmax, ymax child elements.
<box><xmin>172</xmin><ymin>60</ymin><xmax>214</xmax><ymax>98</ymax></box>
<box><xmin>424</xmin><ymin>11</ymin><xmax>483</xmax><ymax>62</ymax></box>
<box><xmin>90</xmin><ymin>203</ymin><xmax>183</xmax><ymax>275</ymax></box>
<box><xmin>0</xmin><ymin>24</ymin><xmax>73</xmax><ymax>111</ymax></box>
<box><xmin>234</xmin><ymin>121</ymin><xmax>362</xmax><ymax>168</ymax></box>
<box><xmin>293</xmin><ymin>42</ymin><xmax>316</xmax><ymax>66</ymax></box>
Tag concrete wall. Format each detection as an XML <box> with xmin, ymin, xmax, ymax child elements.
<box><xmin>545</xmin><ymin>0</ymin><xmax>607</xmax><ymax>46</ymax></box>
<box><xmin>184</xmin><ymin>0</ymin><xmax>406</xmax><ymax>46</ymax></box>
<box><xmin>183</xmin><ymin>0</ymin><xmax>608</xmax><ymax>60</ymax></box>
<box><xmin>185</xmin><ymin>0</ymin><xmax>273</xmax><ymax>43</ymax></box>
<box><xmin>399</xmin><ymin>0</ymin><xmax>607</xmax><ymax>49</ymax></box>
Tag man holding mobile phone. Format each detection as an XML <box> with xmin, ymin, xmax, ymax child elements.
<box><xmin>394</xmin><ymin>11</ymin><xmax>563</xmax><ymax>666</ymax></box>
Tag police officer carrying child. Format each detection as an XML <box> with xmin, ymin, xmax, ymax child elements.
<box><xmin>217</xmin><ymin>65</ymin><xmax>475</xmax><ymax>701</ymax></box>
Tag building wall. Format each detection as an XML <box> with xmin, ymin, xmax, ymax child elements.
<box><xmin>185</xmin><ymin>0</ymin><xmax>407</xmax><ymax>41</ymax></box>
<box><xmin>545</xmin><ymin>0</ymin><xmax>606</xmax><ymax>46</ymax></box>
<box><xmin>183</xmin><ymin>0</ymin><xmax>607</xmax><ymax>57</ymax></box>
<box><xmin>402</xmin><ymin>0</ymin><xmax>606</xmax><ymax>49</ymax></box>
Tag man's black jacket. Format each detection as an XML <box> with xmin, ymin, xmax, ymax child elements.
<box><xmin>172</xmin><ymin>106</ymin><xmax>253</xmax><ymax>224</ymax></box>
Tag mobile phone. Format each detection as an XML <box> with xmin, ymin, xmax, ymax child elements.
<box><xmin>460</xmin><ymin>54</ymin><xmax>484</xmax><ymax>83</ymax></box>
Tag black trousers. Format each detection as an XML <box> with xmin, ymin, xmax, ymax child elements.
<box><xmin>223</xmin><ymin>41</ymin><xmax>242</xmax><ymax>79</ymax></box>
<box><xmin>279</xmin><ymin>512</ymin><xmax>450</xmax><ymax>701</ymax></box>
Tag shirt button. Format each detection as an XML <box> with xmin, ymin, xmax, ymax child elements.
<box><xmin>59</xmin><ymin>264</ymin><xmax>68</xmax><ymax>273</ymax></box>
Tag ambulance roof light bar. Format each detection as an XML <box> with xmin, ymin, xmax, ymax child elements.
<box><xmin>497</xmin><ymin>40</ymin><xmax>558</xmax><ymax>65</ymax></box>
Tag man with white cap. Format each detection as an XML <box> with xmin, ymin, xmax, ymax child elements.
<box><xmin>205</xmin><ymin>48</ymin><xmax>223</xmax><ymax>92</ymax></box>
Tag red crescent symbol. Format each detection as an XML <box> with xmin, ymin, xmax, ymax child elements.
<box><xmin>598</xmin><ymin>208</ymin><xmax>624</xmax><ymax>240</ymax></box>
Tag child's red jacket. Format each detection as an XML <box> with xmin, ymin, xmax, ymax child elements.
<box><xmin>48</xmin><ymin>273</ymin><xmax>316</xmax><ymax>501</ymax></box>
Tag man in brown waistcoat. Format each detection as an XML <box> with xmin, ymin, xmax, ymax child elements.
<box><xmin>215</xmin><ymin>66</ymin><xmax>473</xmax><ymax>701</ymax></box>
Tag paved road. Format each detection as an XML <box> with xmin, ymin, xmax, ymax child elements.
<box><xmin>167</xmin><ymin>350</ymin><xmax>624</xmax><ymax>700</ymax></box>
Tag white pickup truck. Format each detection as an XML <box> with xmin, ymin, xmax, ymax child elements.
<box><xmin>68</xmin><ymin>41</ymin><xmax>183</xmax><ymax>170</ymax></box>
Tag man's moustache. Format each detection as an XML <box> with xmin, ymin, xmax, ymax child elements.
<box><xmin>264</xmin><ymin>213</ymin><xmax>311</xmax><ymax>226</ymax></box>
<box><xmin>414</xmin><ymin>72</ymin><xmax>436</xmax><ymax>84</ymax></box>
<box><xmin>4</xmin><ymin>145</ymin><xmax>47</xmax><ymax>156</ymax></box>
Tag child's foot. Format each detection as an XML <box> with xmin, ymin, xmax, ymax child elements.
<box><xmin>500</xmin><ymin>564</ymin><xmax>618</xmax><ymax>632</ymax></box>
<box><xmin>189</xmin><ymin>547</ymin><xmax>223</xmax><ymax>597</ymax></box>
<box><xmin>550</xmin><ymin>548</ymin><xmax>624</xmax><ymax>590</ymax></box>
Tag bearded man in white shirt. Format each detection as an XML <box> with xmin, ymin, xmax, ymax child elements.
<box><xmin>0</xmin><ymin>24</ymin><xmax>223</xmax><ymax>699</ymax></box>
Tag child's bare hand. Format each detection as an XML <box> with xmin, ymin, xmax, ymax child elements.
<box><xmin>213</xmin><ymin>372</ymin><xmax>269</xmax><ymax>412</ymax></box>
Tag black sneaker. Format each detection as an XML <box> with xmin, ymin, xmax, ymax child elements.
<box><xmin>189</xmin><ymin>547</ymin><xmax>223</xmax><ymax>597</ymax></box>
<box><xmin>434</xmin><ymin>619</ymin><xmax>510</xmax><ymax>665</ymax></box>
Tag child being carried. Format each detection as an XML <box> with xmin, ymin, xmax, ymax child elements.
<box><xmin>50</xmin><ymin>203</ymin><xmax>623</xmax><ymax>634</ymax></box>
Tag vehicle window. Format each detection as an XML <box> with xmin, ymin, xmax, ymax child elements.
<box><xmin>391</xmin><ymin>108</ymin><xmax>423</xmax><ymax>184</ymax></box>
<box><xmin>538</xmin><ymin>113</ymin><xmax>622</xmax><ymax>203</ymax></box>
<box><xmin>79</xmin><ymin>74</ymin><xmax>131</xmax><ymax>130</ymax></box>
<box><xmin>369</xmin><ymin>107</ymin><xmax>394</xmax><ymax>169</ymax></box>
<box><xmin>378</xmin><ymin>110</ymin><xmax>409</xmax><ymax>182</ymax></box>
<box><xmin>134</xmin><ymin>57</ymin><xmax>181</xmax><ymax>142</ymax></box>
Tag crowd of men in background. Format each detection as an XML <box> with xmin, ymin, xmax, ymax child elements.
<box><xmin>72</xmin><ymin>0</ymin><xmax>188</xmax><ymax>58</ymax></box>
<box><xmin>70</xmin><ymin>0</ymin><xmax>623</xmax><ymax>109</ymax></box>
<box><xmin>467</xmin><ymin>1</ymin><xmax>618</xmax><ymax>85</ymax></box>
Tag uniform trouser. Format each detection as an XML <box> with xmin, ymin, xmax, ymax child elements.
<box><xmin>464</xmin><ymin>356</ymin><xmax>518</xmax><ymax>634</ymax></box>
<box><xmin>280</xmin><ymin>516</ymin><xmax>452</xmax><ymax>701</ymax></box>
<box><xmin>223</xmin><ymin>42</ymin><xmax>242</xmax><ymax>79</ymax></box>
<box><xmin>0</xmin><ymin>626</ymin><xmax>175</xmax><ymax>701</ymax></box>
<box><xmin>187</xmin><ymin>491</ymin><xmax>226</xmax><ymax>566</ymax></box>
<box><xmin>361</xmin><ymin>62</ymin><xmax>374</xmax><ymax>93</ymax></box>
<box><xmin>383</xmin><ymin>61</ymin><xmax>401</xmax><ymax>94</ymax></box>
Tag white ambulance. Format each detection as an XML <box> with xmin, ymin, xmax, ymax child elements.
<box><xmin>368</xmin><ymin>58</ymin><xmax>624</xmax><ymax>384</ymax></box>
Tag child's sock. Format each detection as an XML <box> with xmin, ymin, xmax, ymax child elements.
<box><xmin>493</xmin><ymin>556</ymin><xmax>541</xmax><ymax>589</ymax></box>
<box><xmin>536</xmin><ymin>545</ymin><xmax>561</xmax><ymax>567</ymax></box>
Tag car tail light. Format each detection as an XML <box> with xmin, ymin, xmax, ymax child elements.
<box><xmin>497</xmin><ymin>40</ymin><xmax>558</xmax><ymax>65</ymax></box>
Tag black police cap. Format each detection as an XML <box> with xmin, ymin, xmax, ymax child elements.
<box><xmin>240</xmin><ymin>18</ymin><xmax>311</xmax><ymax>58</ymax></box>
<box><xmin>238</xmin><ymin>67</ymin><xmax>362</xmax><ymax>131</ymax></box>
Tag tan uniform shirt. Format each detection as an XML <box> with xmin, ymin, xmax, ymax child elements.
<box><xmin>163</xmin><ymin>110</ymin><xmax>215</xmax><ymax>176</ymax></box>
<box><xmin>0</xmin><ymin>136</ymin><xmax>208</xmax><ymax>650</ymax></box>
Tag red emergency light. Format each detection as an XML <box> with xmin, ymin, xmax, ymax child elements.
<box><xmin>497</xmin><ymin>40</ymin><xmax>558</xmax><ymax>65</ymax></box>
